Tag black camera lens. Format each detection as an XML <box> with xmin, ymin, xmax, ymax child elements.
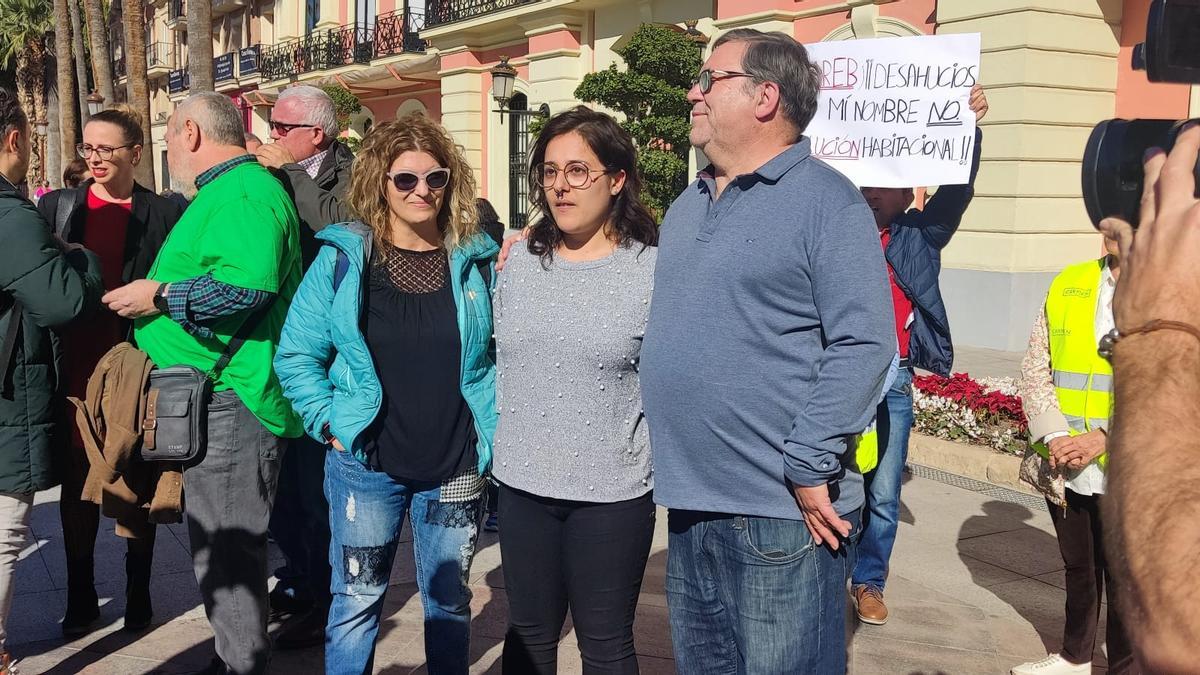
<box><xmin>1082</xmin><ymin>118</ymin><xmax>1200</xmax><ymax>228</ymax></box>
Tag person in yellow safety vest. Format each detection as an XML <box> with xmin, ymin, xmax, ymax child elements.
<box><xmin>1012</xmin><ymin>236</ymin><xmax>1136</xmax><ymax>675</ymax></box>
<box><xmin>854</xmin><ymin>352</ymin><xmax>900</xmax><ymax>475</ymax></box>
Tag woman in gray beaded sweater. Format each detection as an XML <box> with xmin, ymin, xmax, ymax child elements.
<box><xmin>492</xmin><ymin>107</ymin><xmax>658</xmax><ymax>674</ymax></box>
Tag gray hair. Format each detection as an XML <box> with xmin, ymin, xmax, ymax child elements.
<box><xmin>276</xmin><ymin>85</ymin><xmax>338</xmax><ymax>137</ymax></box>
<box><xmin>712</xmin><ymin>29</ymin><xmax>821</xmax><ymax>134</ymax></box>
<box><xmin>245</xmin><ymin>131</ymin><xmax>262</xmax><ymax>144</ymax></box>
<box><xmin>173</xmin><ymin>92</ymin><xmax>247</xmax><ymax>147</ymax></box>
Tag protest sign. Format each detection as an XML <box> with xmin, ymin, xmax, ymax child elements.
<box><xmin>802</xmin><ymin>33</ymin><xmax>981</xmax><ymax>187</ymax></box>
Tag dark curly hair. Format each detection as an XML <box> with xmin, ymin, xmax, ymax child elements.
<box><xmin>526</xmin><ymin>106</ymin><xmax>657</xmax><ymax>261</ymax></box>
<box><xmin>0</xmin><ymin>88</ymin><xmax>27</xmax><ymax>137</ymax></box>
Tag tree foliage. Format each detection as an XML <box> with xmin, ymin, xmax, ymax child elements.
<box><xmin>573</xmin><ymin>23</ymin><xmax>701</xmax><ymax>215</ymax></box>
<box><xmin>322</xmin><ymin>85</ymin><xmax>363</xmax><ymax>132</ymax></box>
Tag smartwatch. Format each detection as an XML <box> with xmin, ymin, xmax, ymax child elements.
<box><xmin>152</xmin><ymin>283</ymin><xmax>169</xmax><ymax>313</ymax></box>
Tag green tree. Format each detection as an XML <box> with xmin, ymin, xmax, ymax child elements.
<box><xmin>321</xmin><ymin>85</ymin><xmax>362</xmax><ymax>152</ymax></box>
<box><xmin>573</xmin><ymin>23</ymin><xmax>701</xmax><ymax>215</ymax></box>
<box><xmin>0</xmin><ymin>0</ymin><xmax>53</xmax><ymax>184</ymax></box>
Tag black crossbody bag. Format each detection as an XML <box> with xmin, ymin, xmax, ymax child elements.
<box><xmin>140</xmin><ymin>303</ymin><xmax>271</xmax><ymax>464</ymax></box>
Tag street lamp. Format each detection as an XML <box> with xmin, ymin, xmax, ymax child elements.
<box><xmin>34</xmin><ymin>117</ymin><xmax>47</xmax><ymax>137</ymax></box>
<box><xmin>87</xmin><ymin>90</ymin><xmax>105</xmax><ymax>116</ymax></box>
<box><xmin>490</xmin><ymin>56</ymin><xmax>518</xmax><ymax>111</ymax></box>
<box><xmin>684</xmin><ymin>20</ymin><xmax>709</xmax><ymax>55</ymax></box>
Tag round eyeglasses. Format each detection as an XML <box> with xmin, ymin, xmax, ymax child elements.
<box><xmin>76</xmin><ymin>143</ymin><xmax>135</xmax><ymax>161</ymax></box>
<box><xmin>691</xmin><ymin>68</ymin><xmax>754</xmax><ymax>94</ymax></box>
<box><xmin>534</xmin><ymin>161</ymin><xmax>611</xmax><ymax>189</ymax></box>
<box><xmin>387</xmin><ymin>168</ymin><xmax>451</xmax><ymax>192</ymax></box>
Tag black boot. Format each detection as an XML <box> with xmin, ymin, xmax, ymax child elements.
<box><xmin>123</xmin><ymin>549</ymin><xmax>154</xmax><ymax>631</ymax></box>
<box><xmin>61</xmin><ymin>557</ymin><xmax>100</xmax><ymax>637</ymax></box>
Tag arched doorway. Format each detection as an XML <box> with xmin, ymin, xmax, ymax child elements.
<box><xmin>507</xmin><ymin>93</ymin><xmax>531</xmax><ymax>229</ymax></box>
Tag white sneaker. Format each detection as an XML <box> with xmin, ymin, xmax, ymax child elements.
<box><xmin>1010</xmin><ymin>654</ymin><xmax>1090</xmax><ymax>675</ymax></box>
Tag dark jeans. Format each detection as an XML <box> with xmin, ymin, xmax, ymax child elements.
<box><xmin>1049</xmin><ymin>490</ymin><xmax>1136</xmax><ymax>672</ymax></box>
<box><xmin>499</xmin><ymin>484</ymin><xmax>655</xmax><ymax>675</ymax></box>
<box><xmin>186</xmin><ymin>390</ymin><xmax>285</xmax><ymax>675</ymax></box>
<box><xmin>666</xmin><ymin>508</ymin><xmax>861</xmax><ymax>674</ymax></box>
<box><xmin>853</xmin><ymin>366</ymin><xmax>915</xmax><ymax>591</ymax></box>
<box><xmin>268</xmin><ymin>434</ymin><xmax>332</xmax><ymax>608</ymax></box>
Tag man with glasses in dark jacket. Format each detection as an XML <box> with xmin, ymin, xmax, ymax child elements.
<box><xmin>0</xmin><ymin>87</ymin><xmax>102</xmax><ymax>670</ymax></box>
<box><xmin>851</xmin><ymin>84</ymin><xmax>989</xmax><ymax>627</ymax></box>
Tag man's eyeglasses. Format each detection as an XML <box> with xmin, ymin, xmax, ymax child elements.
<box><xmin>533</xmin><ymin>161</ymin><xmax>611</xmax><ymax>189</ymax></box>
<box><xmin>268</xmin><ymin>120</ymin><xmax>318</xmax><ymax>135</ymax></box>
<box><xmin>387</xmin><ymin>168</ymin><xmax>451</xmax><ymax>192</ymax></box>
<box><xmin>691</xmin><ymin>68</ymin><xmax>754</xmax><ymax>94</ymax></box>
<box><xmin>76</xmin><ymin>143</ymin><xmax>135</xmax><ymax>161</ymax></box>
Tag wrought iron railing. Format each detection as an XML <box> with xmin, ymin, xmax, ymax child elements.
<box><xmin>373</xmin><ymin>8</ymin><xmax>426</xmax><ymax>57</ymax></box>
<box><xmin>425</xmin><ymin>0</ymin><xmax>539</xmax><ymax>28</ymax></box>
<box><xmin>167</xmin><ymin>0</ymin><xmax>185</xmax><ymax>23</ymax></box>
<box><xmin>262</xmin><ymin>28</ymin><xmax>373</xmax><ymax>82</ymax></box>
<box><xmin>146</xmin><ymin>42</ymin><xmax>172</xmax><ymax>69</ymax></box>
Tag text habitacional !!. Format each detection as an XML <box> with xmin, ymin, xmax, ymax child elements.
<box><xmin>809</xmin><ymin>133</ymin><xmax>974</xmax><ymax>164</ymax></box>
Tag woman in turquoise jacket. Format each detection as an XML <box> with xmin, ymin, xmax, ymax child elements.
<box><xmin>273</xmin><ymin>114</ymin><xmax>498</xmax><ymax>675</ymax></box>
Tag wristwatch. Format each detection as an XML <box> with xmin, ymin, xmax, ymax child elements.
<box><xmin>152</xmin><ymin>283</ymin><xmax>170</xmax><ymax>313</ymax></box>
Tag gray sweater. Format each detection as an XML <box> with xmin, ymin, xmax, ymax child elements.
<box><xmin>491</xmin><ymin>242</ymin><xmax>656</xmax><ymax>502</ymax></box>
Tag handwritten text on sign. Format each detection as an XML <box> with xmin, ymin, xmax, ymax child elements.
<box><xmin>803</xmin><ymin>33</ymin><xmax>981</xmax><ymax>187</ymax></box>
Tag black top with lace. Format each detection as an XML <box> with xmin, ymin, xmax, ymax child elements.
<box><xmin>361</xmin><ymin>242</ymin><xmax>476</xmax><ymax>482</ymax></box>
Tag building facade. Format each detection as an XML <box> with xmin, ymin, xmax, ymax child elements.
<box><xmin>132</xmin><ymin>0</ymin><xmax>1194</xmax><ymax>352</ymax></box>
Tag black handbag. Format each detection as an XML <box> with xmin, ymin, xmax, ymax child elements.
<box><xmin>140</xmin><ymin>303</ymin><xmax>270</xmax><ymax>464</ymax></box>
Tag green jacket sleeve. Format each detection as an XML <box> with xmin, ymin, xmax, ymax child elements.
<box><xmin>0</xmin><ymin>198</ymin><xmax>103</xmax><ymax>328</ymax></box>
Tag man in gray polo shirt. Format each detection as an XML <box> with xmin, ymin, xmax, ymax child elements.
<box><xmin>640</xmin><ymin>29</ymin><xmax>895</xmax><ymax>673</ymax></box>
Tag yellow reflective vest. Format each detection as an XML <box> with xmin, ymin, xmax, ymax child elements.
<box><xmin>854</xmin><ymin>420</ymin><xmax>880</xmax><ymax>474</ymax></box>
<box><xmin>1033</xmin><ymin>258</ymin><xmax>1112</xmax><ymax>470</ymax></box>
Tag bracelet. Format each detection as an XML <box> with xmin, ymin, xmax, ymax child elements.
<box><xmin>1098</xmin><ymin>320</ymin><xmax>1200</xmax><ymax>359</ymax></box>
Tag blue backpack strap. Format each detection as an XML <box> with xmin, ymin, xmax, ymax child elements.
<box><xmin>333</xmin><ymin>249</ymin><xmax>350</xmax><ymax>292</ymax></box>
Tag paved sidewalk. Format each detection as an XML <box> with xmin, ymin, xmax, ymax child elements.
<box><xmin>7</xmin><ymin>469</ymin><xmax>1099</xmax><ymax>674</ymax></box>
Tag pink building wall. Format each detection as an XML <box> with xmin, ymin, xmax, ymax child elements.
<box><xmin>1115</xmin><ymin>0</ymin><xmax>1191</xmax><ymax>118</ymax></box>
<box><xmin>364</xmin><ymin>89</ymin><xmax>443</xmax><ymax>121</ymax></box>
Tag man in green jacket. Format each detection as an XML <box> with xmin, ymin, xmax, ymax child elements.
<box><xmin>0</xmin><ymin>88</ymin><xmax>102</xmax><ymax>670</ymax></box>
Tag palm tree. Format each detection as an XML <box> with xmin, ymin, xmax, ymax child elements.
<box><xmin>83</xmin><ymin>0</ymin><xmax>114</xmax><ymax>104</ymax></box>
<box><xmin>188</xmin><ymin>0</ymin><xmax>214</xmax><ymax>91</ymax></box>
<box><xmin>0</xmin><ymin>0</ymin><xmax>53</xmax><ymax>185</ymax></box>
<box><xmin>123</xmin><ymin>0</ymin><xmax>154</xmax><ymax>186</ymax></box>
<box><xmin>54</xmin><ymin>0</ymin><xmax>79</xmax><ymax>171</ymax></box>
<box><xmin>70</xmin><ymin>0</ymin><xmax>91</xmax><ymax>125</ymax></box>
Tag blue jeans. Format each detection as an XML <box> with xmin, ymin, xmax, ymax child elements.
<box><xmin>323</xmin><ymin>449</ymin><xmax>482</xmax><ymax>675</ymax></box>
<box><xmin>666</xmin><ymin>508</ymin><xmax>861</xmax><ymax>674</ymax></box>
<box><xmin>852</xmin><ymin>365</ymin><xmax>914</xmax><ymax>591</ymax></box>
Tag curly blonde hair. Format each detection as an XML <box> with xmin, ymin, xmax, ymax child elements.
<box><xmin>347</xmin><ymin>114</ymin><xmax>479</xmax><ymax>251</ymax></box>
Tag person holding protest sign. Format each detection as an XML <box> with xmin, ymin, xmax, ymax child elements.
<box><xmin>850</xmin><ymin>84</ymin><xmax>988</xmax><ymax>627</ymax></box>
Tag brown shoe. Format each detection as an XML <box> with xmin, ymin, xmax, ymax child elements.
<box><xmin>853</xmin><ymin>585</ymin><xmax>889</xmax><ymax>625</ymax></box>
<box><xmin>0</xmin><ymin>649</ymin><xmax>17</xmax><ymax>674</ymax></box>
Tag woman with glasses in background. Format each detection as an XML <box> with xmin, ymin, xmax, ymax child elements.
<box><xmin>492</xmin><ymin>106</ymin><xmax>659</xmax><ymax>674</ymax></box>
<box><xmin>274</xmin><ymin>113</ymin><xmax>498</xmax><ymax>674</ymax></box>
<box><xmin>37</xmin><ymin>105</ymin><xmax>183</xmax><ymax>636</ymax></box>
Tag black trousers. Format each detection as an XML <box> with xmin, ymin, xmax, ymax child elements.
<box><xmin>499</xmin><ymin>483</ymin><xmax>655</xmax><ymax>675</ymax></box>
<box><xmin>1048</xmin><ymin>490</ymin><xmax>1136</xmax><ymax>672</ymax></box>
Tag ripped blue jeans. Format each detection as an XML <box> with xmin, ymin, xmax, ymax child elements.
<box><xmin>324</xmin><ymin>448</ymin><xmax>481</xmax><ymax>675</ymax></box>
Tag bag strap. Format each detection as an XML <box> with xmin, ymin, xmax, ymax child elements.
<box><xmin>207</xmin><ymin>300</ymin><xmax>273</xmax><ymax>379</ymax></box>
<box><xmin>0</xmin><ymin>301</ymin><xmax>22</xmax><ymax>396</ymax></box>
<box><xmin>54</xmin><ymin>189</ymin><xmax>75</xmax><ymax>236</ymax></box>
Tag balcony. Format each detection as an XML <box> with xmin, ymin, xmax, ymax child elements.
<box><xmin>211</xmin><ymin>0</ymin><xmax>249</xmax><ymax>17</ymax></box>
<box><xmin>168</xmin><ymin>68</ymin><xmax>190</xmax><ymax>95</ymax></box>
<box><xmin>167</xmin><ymin>0</ymin><xmax>185</xmax><ymax>30</ymax></box>
<box><xmin>147</xmin><ymin>42</ymin><xmax>172</xmax><ymax>77</ymax></box>
<box><xmin>425</xmin><ymin>0</ymin><xmax>540</xmax><ymax>28</ymax></box>
<box><xmin>260</xmin><ymin>23</ymin><xmax>376</xmax><ymax>81</ymax></box>
<box><xmin>374</xmin><ymin>8</ymin><xmax>426</xmax><ymax>58</ymax></box>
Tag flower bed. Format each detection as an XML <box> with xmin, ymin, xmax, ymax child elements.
<box><xmin>912</xmin><ymin>373</ymin><xmax>1030</xmax><ymax>456</ymax></box>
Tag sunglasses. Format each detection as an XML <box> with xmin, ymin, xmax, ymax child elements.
<box><xmin>387</xmin><ymin>168</ymin><xmax>451</xmax><ymax>192</ymax></box>
<box><xmin>268</xmin><ymin>120</ymin><xmax>317</xmax><ymax>135</ymax></box>
<box><xmin>691</xmin><ymin>68</ymin><xmax>754</xmax><ymax>94</ymax></box>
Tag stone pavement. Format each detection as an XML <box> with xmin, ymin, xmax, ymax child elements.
<box><xmin>5</xmin><ymin>466</ymin><xmax>1108</xmax><ymax>674</ymax></box>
